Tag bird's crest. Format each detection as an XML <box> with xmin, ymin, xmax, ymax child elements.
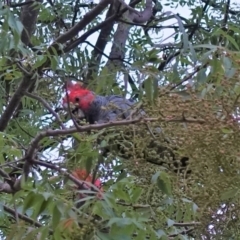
<box><xmin>62</xmin><ymin>81</ymin><xmax>95</xmax><ymax>109</ymax></box>
<box><xmin>65</xmin><ymin>81</ymin><xmax>89</xmax><ymax>96</ymax></box>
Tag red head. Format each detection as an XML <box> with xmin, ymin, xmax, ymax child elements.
<box><xmin>72</xmin><ymin>168</ymin><xmax>103</xmax><ymax>199</ymax></box>
<box><xmin>62</xmin><ymin>81</ymin><xmax>95</xmax><ymax>110</ymax></box>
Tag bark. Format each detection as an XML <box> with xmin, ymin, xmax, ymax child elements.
<box><xmin>20</xmin><ymin>0</ymin><xmax>43</xmax><ymax>46</ymax></box>
<box><xmin>86</xmin><ymin>1</ymin><xmax>121</xmax><ymax>82</ymax></box>
<box><xmin>0</xmin><ymin>74</ymin><xmax>33</xmax><ymax>132</ymax></box>
<box><xmin>105</xmin><ymin>0</ymin><xmax>153</xmax><ymax>78</ymax></box>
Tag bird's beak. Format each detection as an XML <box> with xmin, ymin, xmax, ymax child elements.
<box><xmin>62</xmin><ymin>100</ymin><xmax>76</xmax><ymax>110</ymax></box>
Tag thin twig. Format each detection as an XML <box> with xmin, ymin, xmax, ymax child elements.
<box><xmin>15</xmin><ymin>120</ymin><xmax>35</xmax><ymax>138</ymax></box>
<box><xmin>163</xmin><ymin>62</ymin><xmax>208</xmax><ymax>94</ymax></box>
<box><xmin>0</xmin><ymin>158</ymin><xmax>25</xmax><ymax>168</ymax></box>
<box><xmin>25</xmin><ymin>92</ymin><xmax>66</xmax><ymax>129</ymax></box>
<box><xmin>9</xmin><ymin>1</ymin><xmax>35</xmax><ymax>7</ymax></box>
<box><xmin>173</xmin><ymin>222</ymin><xmax>201</xmax><ymax>227</ymax></box>
<box><xmin>117</xmin><ymin>202</ymin><xmax>150</xmax><ymax>208</ymax></box>
<box><xmin>16</xmin><ymin>62</ymin><xmax>32</xmax><ymax>76</ymax></box>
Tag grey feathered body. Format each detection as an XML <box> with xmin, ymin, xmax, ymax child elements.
<box><xmin>82</xmin><ymin>94</ymin><xmax>141</xmax><ymax>124</ymax></box>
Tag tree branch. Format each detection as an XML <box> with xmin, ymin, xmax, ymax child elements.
<box><xmin>104</xmin><ymin>0</ymin><xmax>152</xmax><ymax>77</ymax></box>
<box><xmin>3</xmin><ymin>204</ymin><xmax>46</xmax><ymax>229</ymax></box>
<box><xmin>63</xmin><ymin>0</ymin><xmax>143</xmax><ymax>53</ymax></box>
<box><xmin>86</xmin><ymin>1</ymin><xmax>119</xmax><ymax>81</ymax></box>
<box><xmin>158</xmin><ymin>1</ymin><xmax>210</xmax><ymax>72</ymax></box>
<box><xmin>132</xmin><ymin>0</ymin><xmax>152</xmax><ymax>24</ymax></box>
<box><xmin>201</xmin><ymin>0</ymin><xmax>239</xmax><ymax>15</ymax></box>
<box><xmin>20</xmin><ymin>0</ymin><xmax>43</xmax><ymax>46</ymax></box>
<box><xmin>0</xmin><ymin>75</ymin><xmax>33</xmax><ymax>132</ymax></box>
<box><xmin>25</xmin><ymin>116</ymin><xmax>205</xmax><ymax>161</ymax></box>
<box><xmin>0</xmin><ymin>182</ymin><xmax>14</xmax><ymax>194</ymax></box>
<box><xmin>50</xmin><ymin>0</ymin><xmax>111</xmax><ymax>47</ymax></box>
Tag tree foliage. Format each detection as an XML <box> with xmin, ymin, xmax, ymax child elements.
<box><xmin>0</xmin><ymin>0</ymin><xmax>240</xmax><ymax>239</ymax></box>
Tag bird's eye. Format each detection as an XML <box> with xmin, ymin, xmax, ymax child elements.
<box><xmin>75</xmin><ymin>97</ymin><xmax>80</xmax><ymax>102</ymax></box>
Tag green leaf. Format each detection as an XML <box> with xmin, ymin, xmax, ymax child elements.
<box><xmin>197</xmin><ymin>68</ymin><xmax>207</xmax><ymax>83</ymax></box>
<box><xmin>42</xmin><ymin>192</ymin><xmax>52</xmax><ymax>201</ymax></box>
<box><xmin>151</xmin><ymin>171</ymin><xmax>160</xmax><ymax>184</ymax></box>
<box><xmin>7</xmin><ymin>12</ymin><xmax>23</xmax><ymax>35</ymax></box>
<box><xmin>192</xmin><ymin>203</ymin><xmax>198</xmax><ymax>213</ymax></box>
<box><xmin>225</xmin><ymin>67</ymin><xmax>236</xmax><ymax>79</ymax></box>
<box><xmin>39</xmin><ymin>199</ymin><xmax>49</xmax><ymax>214</ymax></box>
<box><xmin>221</xmin><ymin>188</ymin><xmax>238</xmax><ymax>200</ymax></box>
<box><xmin>109</xmin><ymin>223</ymin><xmax>134</xmax><ymax>240</ymax></box>
<box><xmin>221</xmin><ymin>128</ymin><xmax>233</xmax><ymax>134</ymax></box>
<box><xmin>167</xmin><ymin>218</ymin><xmax>175</xmax><ymax>227</ymax></box>
<box><xmin>95</xmin><ymin>200</ymin><xmax>116</xmax><ymax>218</ymax></box>
<box><xmin>194</xmin><ymin>44</ymin><xmax>218</xmax><ymax>50</ymax></box>
<box><xmin>23</xmin><ymin>192</ymin><xmax>36</xmax><ymax>213</ymax></box>
<box><xmin>96</xmin><ymin>231</ymin><xmax>114</xmax><ymax>240</ymax></box>
<box><xmin>53</xmin><ymin>227</ymin><xmax>62</xmax><ymax>240</ymax></box>
<box><xmin>107</xmin><ymin>217</ymin><xmax>132</xmax><ymax>227</ymax></box>
<box><xmin>214</xmin><ymin>28</ymin><xmax>240</xmax><ymax>50</ymax></box>
<box><xmin>156</xmin><ymin>171</ymin><xmax>172</xmax><ymax>196</ymax></box>
<box><xmin>33</xmin><ymin>55</ymin><xmax>48</xmax><ymax>69</ymax></box>
<box><xmin>144</xmin><ymin>78</ymin><xmax>155</xmax><ymax>104</ymax></box>
<box><xmin>164</xmin><ymin>11</ymin><xmax>188</xmax><ymax>52</ymax></box>
<box><xmin>134</xmin><ymin>232</ymin><xmax>146</xmax><ymax>240</ymax></box>
<box><xmin>52</xmin><ymin>204</ymin><xmax>62</xmax><ymax>229</ymax></box>
<box><xmin>156</xmin><ymin>229</ymin><xmax>167</xmax><ymax>238</ymax></box>
<box><xmin>50</xmin><ymin>56</ymin><xmax>58</xmax><ymax>71</ymax></box>
<box><xmin>188</xmin><ymin>42</ymin><xmax>197</xmax><ymax>63</ymax></box>
<box><xmin>175</xmin><ymin>209</ymin><xmax>183</xmax><ymax>222</ymax></box>
<box><xmin>130</xmin><ymin>187</ymin><xmax>142</xmax><ymax>202</ymax></box>
<box><xmin>181</xmin><ymin>198</ymin><xmax>192</xmax><ymax>203</ymax></box>
<box><xmin>31</xmin><ymin>195</ymin><xmax>44</xmax><ymax>219</ymax></box>
<box><xmin>114</xmin><ymin>188</ymin><xmax>131</xmax><ymax>201</ymax></box>
<box><xmin>39</xmin><ymin>226</ymin><xmax>49</xmax><ymax>240</ymax></box>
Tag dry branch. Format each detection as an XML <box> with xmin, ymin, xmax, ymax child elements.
<box><xmin>25</xmin><ymin>116</ymin><xmax>205</xmax><ymax>161</ymax></box>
